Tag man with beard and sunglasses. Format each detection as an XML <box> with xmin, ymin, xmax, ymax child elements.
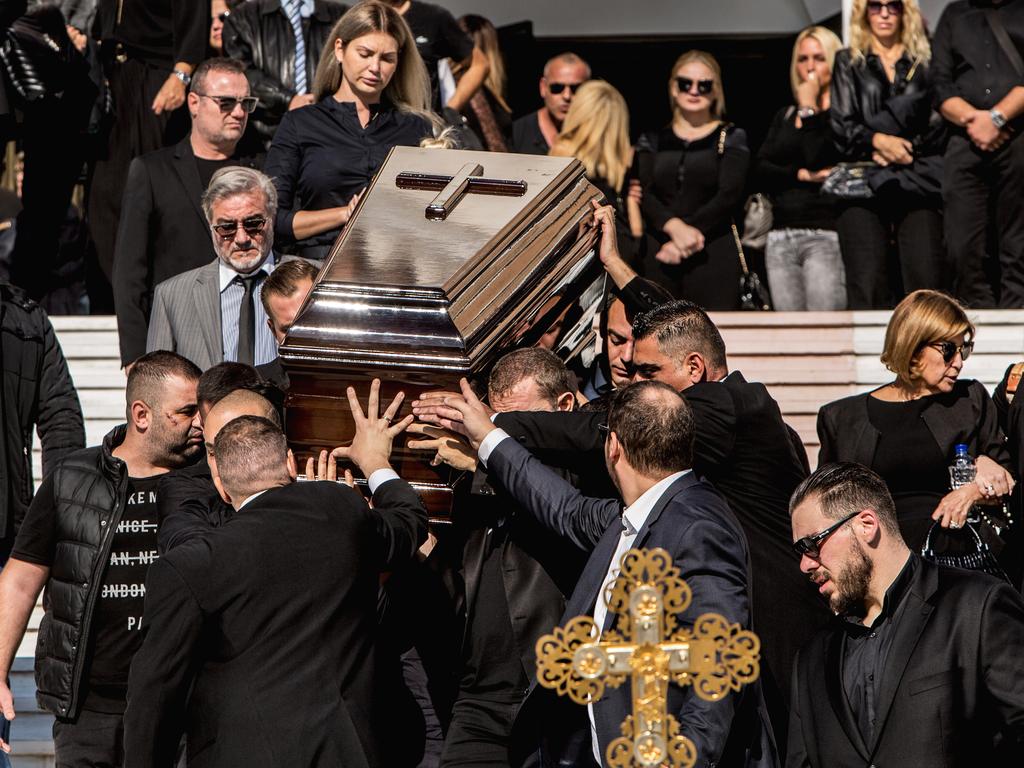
<box><xmin>114</xmin><ymin>57</ymin><xmax>262</xmax><ymax>372</ymax></box>
<box><xmin>0</xmin><ymin>351</ymin><xmax>202</xmax><ymax>765</ymax></box>
<box><xmin>147</xmin><ymin>166</ymin><xmax>279</xmax><ymax>371</ymax></box>
<box><xmin>787</xmin><ymin>462</ymin><xmax>1024</xmax><ymax>768</ymax></box>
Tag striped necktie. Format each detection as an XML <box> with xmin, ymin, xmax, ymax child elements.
<box><xmin>285</xmin><ymin>0</ymin><xmax>308</xmax><ymax>95</ymax></box>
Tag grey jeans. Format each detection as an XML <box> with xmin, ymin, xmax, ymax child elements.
<box><xmin>765</xmin><ymin>228</ymin><xmax>846</xmax><ymax>311</ymax></box>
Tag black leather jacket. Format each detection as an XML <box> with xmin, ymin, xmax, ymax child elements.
<box><xmin>831</xmin><ymin>48</ymin><xmax>948</xmax><ymax>196</ymax></box>
<box><xmin>223</xmin><ymin>0</ymin><xmax>347</xmax><ymax>144</ymax></box>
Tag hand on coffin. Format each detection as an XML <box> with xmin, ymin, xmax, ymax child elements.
<box><xmin>434</xmin><ymin>378</ymin><xmax>499</xmax><ymax>452</ymax></box>
<box><xmin>406</xmin><ymin>423</ymin><xmax>478</xmax><ymax>472</ymax></box>
<box><xmin>304</xmin><ymin>450</ymin><xmax>356</xmax><ymax>486</ymax></box>
<box><xmin>591</xmin><ymin>200</ymin><xmax>637</xmax><ymax>290</ymax></box>
<box><xmin>330</xmin><ymin>379</ymin><xmax>414</xmax><ymax>477</ymax></box>
<box><xmin>412</xmin><ymin>389</ymin><xmax>494</xmax><ymax>427</ymax></box>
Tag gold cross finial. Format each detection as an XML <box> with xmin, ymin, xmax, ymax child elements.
<box><xmin>535</xmin><ymin>547</ymin><xmax>761</xmax><ymax>768</ymax></box>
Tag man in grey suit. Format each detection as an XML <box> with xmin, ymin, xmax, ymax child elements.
<box><xmin>147</xmin><ymin>167</ymin><xmax>278</xmax><ymax>371</ymax></box>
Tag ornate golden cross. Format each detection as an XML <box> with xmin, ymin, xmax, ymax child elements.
<box><xmin>395</xmin><ymin>162</ymin><xmax>527</xmax><ymax>220</ymax></box>
<box><xmin>535</xmin><ymin>547</ymin><xmax>760</xmax><ymax>768</ymax></box>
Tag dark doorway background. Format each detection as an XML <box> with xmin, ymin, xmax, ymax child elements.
<box><xmin>497</xmin><ymin>13</ymin><xmax>842</xmax><ymax>155</ymax></box>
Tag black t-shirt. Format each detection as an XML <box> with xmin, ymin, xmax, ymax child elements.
<box><xmin>511</xmin><ymin>112</ymin><xmax>550</xmax><ymax>155</ymax></box>
<box><xmin>402</xmin><ymin>0</ymin><xmax>474</xmax><ymax>111</ymax></box>
<box><xmin>13</xmin><ymin>474</ymin><xmax>162</xmax><ymax>712</ymax></box>
<box><xmin>195</xmin><ymin>156</ymin><xmax>234</xmax><ymax>191</ymax></box>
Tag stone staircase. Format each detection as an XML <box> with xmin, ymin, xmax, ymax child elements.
<box><xmin>8</xmin><ymin>658</ymin><xmax>54</xmax><ymax>767</ymax></box>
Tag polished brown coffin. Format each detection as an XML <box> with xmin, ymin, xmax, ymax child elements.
<box><xmin>280</xmin><ymin>146</ymin><xmax>606</xmax><ymax>518</ymax></box>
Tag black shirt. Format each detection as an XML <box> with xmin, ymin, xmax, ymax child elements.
<box><xmin>402</xmin><ymin>0</ymin><xmax>474</xmax><ymax>112</ymax></box>
<box><xmin>195</xmin><ymin>156</ymin><xmax>234</xmax><ymax>191</ymax></box>
<box><xmin>100</xmin><ymin>0</ymin><xmax>210</xmax><ymax>68</ymax></box>
<box><xmin>755</xmin><ymin>107</ymin><xmax>838</xmax><ymax>230</ymax></box>
<box><xmin>840</xmin><ymin>554</ymin><xmax>917</xmax><ymax>745</ymax></box>
<box><xmin>263</xmin><ymin>97</ymin><xmax>434</xmax><ymax>249</ymax></box>
<box><xmin>511</xmin><ymin>112</ymin><xmax>550</xmax><ymax>155</ymax></box>
<box><xmin>932</xmin><ymin>0</ymin><xmax>1024</xmax><ymax>112</ymax></box>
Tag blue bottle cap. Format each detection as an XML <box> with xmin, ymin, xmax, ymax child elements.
<box><xmin>954</xmin><ymin>443</ymin><xmax>969</xmax><ymax>455</ymax></box>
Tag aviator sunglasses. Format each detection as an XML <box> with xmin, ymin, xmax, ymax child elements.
<box><xmin>675</xmin><ymin>77</ymin><xmax>714</xmax><ymax>95</ymax></box>
<box><xmin>867</xmin><ymin>0</ymin><xmax>904</xmax><ymax>15</ymax></box>
<box><xmin>193</xmin><ymin>92</ymin><xmax>260</xmax><ymax>114</ymax></box>
<box><xmin>926</xmin><ymin>339</ymin><xmax>974</xmax><ymax>364</ymax></box>
<box><xmin>212</xmin><ymin>215</ymin><xmax>268</xmax><ymax>239</ymax></box>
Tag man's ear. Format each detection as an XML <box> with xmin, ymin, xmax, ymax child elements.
<box><xmin>129</xmin><ymin>400</ymin><xmax>152</xmax><ymax>432</ymax></box>
<box><xmin>684</xmin><ymin>352</ymin><xmax>709</xmax><ymax>385</ymax></box>
<box><xmin>212</xmin><ymin>470</ymin><xmax>233</xmax><ymax>507</ymax></box>
<box><xmin>606</xmin><ymin>430</ymin><xmax>622</xmax><ymax>465</ymax></box>
<box><xmin>556</xmin><ymin>391</ymin><xmax>576</xmax><ymax>412</ymax></box>
<box><xmin>286</xmin><ymin>449</ymin><xmax>298</xmax><ymax>480</ymax></box>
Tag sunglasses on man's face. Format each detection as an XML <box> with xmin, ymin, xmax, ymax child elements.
<box><xmin>547</xmin><ymin>81</ymin><xmax>586</xmax><ymax>95</ymax></box>
<box><xmin>212</xmin><ymin>215</ymin><xmax>268</xmax><ymax>239</ymax></box>
<box><xmin>791</xmin><ymin>510</ymin><xmax>860</xmax><ymax>558</ymax></box>
<box><xmin>194</xmin><ymin>92</ymin><xmax>259</xmax><ymax>114</ymax></box>
<box><xmin>867</xmin><ymin>0</ymin><xmax>904</xmax><ymax>16</ymax></box>
<box><xmin>675</xmin><ymin>77</ymin><xmax>714</xmax><ymax>96</ymax></box>
<box><xmin>217</xmin><ymin>10</ymin><xmax>231</xmax><ymax>22</ymax></box>
<box><xmin>928</xmin><ymin>340</ymin><xmax>974</xmax><ymax>364</ymax></box>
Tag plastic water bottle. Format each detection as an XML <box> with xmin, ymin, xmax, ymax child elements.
<box><xmin>949</xmin><ymin>443</ymin><xmax>976</xmax><ymax>490</ymax></box>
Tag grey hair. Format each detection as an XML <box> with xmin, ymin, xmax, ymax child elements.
<box><xmin>202</xmin><ymin>166</ymin><xmax>278</xmax><ymax>223</ymax></box>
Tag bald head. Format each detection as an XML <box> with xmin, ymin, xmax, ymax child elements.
<box><xmin>607</xmin><ymin>381</ymin><xmax>694</xmax><ymax>476</ymax></box>
<box><xmin>204</xmin><ymin>390</ymin><xmax>281</xmax><ymax>455</ymax></box>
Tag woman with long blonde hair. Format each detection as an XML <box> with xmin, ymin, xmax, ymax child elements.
<box><xmin>264</xmin><ymin>1</ymin><xmax>439</xmax><ymax>261</ymax></box>
<box><xmin>550</xmin><ymin>80</ymin><xmax>640</xmax><ymax>260</ymax></box>
<box><xmin>830</xmin><ymin>0</ymin><xmax>948</xmax><ymax>309</ymax></box>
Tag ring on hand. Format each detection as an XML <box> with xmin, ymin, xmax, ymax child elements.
<box><xmin>950</xmin><ymin>521</ymin><xmax>961</xmax><ymax>529</ymax></box>
<box><xmin>986</xmin><ymin>483</ymin><xmax>995</xmax><ymax>493</ymax></box>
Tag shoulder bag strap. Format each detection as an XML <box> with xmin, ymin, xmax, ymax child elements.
<box><xmin>715</xmin><ymin>123</ymin><xmax>751</xmax><ymax>277</ymax></box>
<box><xmin>1006</xmin><ymin>362</ymin><xmax>1024</xmax><ymax>404</ymax></box>
<box><xmin>985</xmin><ymin>7</ymin><xmax>1024</xmax><ymax>80</ymax></box>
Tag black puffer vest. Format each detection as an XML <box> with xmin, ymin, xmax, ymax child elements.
<box><xmin>34</xmin><ymin>425</ymin><xmax>129</xmax><ymax>719</ymax></box>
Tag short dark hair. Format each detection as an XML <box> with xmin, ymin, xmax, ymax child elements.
<box><xmin>599</xmin><ymin>278</ymin><xmax>675</xmax><ymax>339</ymax></box>
<box><xmin>607</xmin><ymin>380</ymin><xmax>694</xmax><ymax>475</ymax></box>
<box><xmin>488</xmin><ymin>348</ymin><xmax>576</xmax><ymax>405</ymax></box>
<box><xmin>125</xmin><ymin>351</ymin><xmax>202</xmax><ymax>412</ymax></box>
<box><xmin>260</xmin><ymin>258</ymin><xmax>318</xmax><ymax>318</ymax></box>
<box><xmin>631</xmin><ymin>300</ymin><xmax>728</xmax><ymax>371</ymax></box>
<box><xmin>197</xmin><ymin>362</ymin><xmax>262</xmax><ymax>408</ymax></box>
<box><xmin>191</xmin><ymin>57</ymin><xmax>246</xmax><ymax>95</ymax></box>
<box><xmin>789</xmin><ymin>462</ymin><xmax>902</xmax><ymax>538</ymax></box>
<box><xmin>213</xmin><ymin>415</ymin><xmax>290</xmax><ymax>501</ymax></box>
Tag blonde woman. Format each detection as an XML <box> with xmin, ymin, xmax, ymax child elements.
<box><xmin>636</xmin><ymin>50</ymin><xmax>750</xmax><ymax>308</ymax></box>
<box><xmin>831</xmin><ymin>0</ymin><xmax>948</xmax><ymax>309</ymax></box>
<box><xmin>263</xmin><ymin>1</ymin><xmax>438</xmax><ymax>261</ymax></box>
<box><xmin>817</xmin><ymin>289</ymin><xmax>1014</xmax><ymax>548</ymax></box>
<box><xmin>550</xmin><ymin>80</ymin><xmax>640</xmax><ymax>261</ymax></box>
<box><xmin>756</xmin><ymin>26</ymin><xmax>845</xmax><ymax>310</ymax></box>
<box><xmin>454</xmin><ymin>14</ymin><xmax>512</xmax><ymax>151</ymax></box>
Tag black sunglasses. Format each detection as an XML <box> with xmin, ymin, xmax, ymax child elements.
<box><xmin>927</xmin><ymin>340</ymin><xmax>974</xmax><ymax>364</ymax></box>
<box><xmin>867</xmin><ymin>0</ymin><xmax>904</xmax><ymax>15</ymax></box>
<box><xmin>676</xmin><ymin>77</ymin><xmax>714</xmax><ymax>95</ymax></box>
<box><xmin>792</xmin><ymin>510</ymin><xmax>860</xmax><ymax>558</ymax></box>
<box><xmin>212</xmin><ymin>215</ymin><xmax>268</xmax><ymax>239</ymax></box>
<box><xmin>194</xmin><ymin>92</ymin><xmax>259</xmax><ymax>114</ymax></box>
<box><xmin>547</xmin><ymin>81</ymin><xmax>586</xmax><ymax>95</ymax></box>
<box><xmin>217</xmin><ymin>10</ymin><xmax>231</xmax><ymax>22</ymax></box>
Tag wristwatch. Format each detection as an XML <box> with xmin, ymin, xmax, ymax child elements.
<box><xmin>991</xmin><ymin>109</ymin><xmax>1008</xmax><ymax>129</ymax></box>
<box><xmin>172</xmin><ymin>69</ymin><xmax>191</xmax><ymax>87</ymax></box>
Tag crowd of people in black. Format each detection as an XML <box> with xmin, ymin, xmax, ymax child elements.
<box><xmin>0</xmin><ymin>0</ymin><xmax>1023</xmax><ymax>768</ymax></box>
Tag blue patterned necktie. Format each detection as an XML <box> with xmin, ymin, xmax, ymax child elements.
<box><xmin>285</xmin><ymin>0</ymin><xmax>308</xmax><ymax>94</ymax></box>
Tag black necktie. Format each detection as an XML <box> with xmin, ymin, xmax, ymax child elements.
<box><xmin>237</xmin><ymin>273</ymin><xmax>262</xmax><ymax>366</ymax></box>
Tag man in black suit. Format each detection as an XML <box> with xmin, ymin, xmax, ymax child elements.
<box><xmin>787</xmin><ymin>462</ymin><xmax>1024</xmax><ymax>767</ymax></box>
<box><xmin>254</xmin><ymin>256</ymin><xmax>318</xmax><ymax>391</ymax></box>
<box><xmin>124</xmin><ymin>380</ymin><xmax>427</xmax><ymax>768</ymax></box>
<box><xmin>441</xmin><ymin>379</ymin><xmax>775</xmax><ymax>768</ymax></box>
<box><xmin>113</xmin><ymin>56</ymin><xmax>260</xmax><ymax>368</ymax></box>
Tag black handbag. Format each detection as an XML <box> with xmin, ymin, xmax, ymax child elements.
<box><xmin>920</xmin><ymin>520</ymin><xmax>1010</xmax><ymax>584</ymax></box>
<box><xmin>0</xmin><ymin>6</ymin><xmax>79</xmax><ymax>103</ymax></box>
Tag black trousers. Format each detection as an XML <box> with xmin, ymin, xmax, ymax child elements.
<box><xmin>836</xmin><ymin>193</ymin><xmax>946</xmax><ymax>309</ymax></box>
<box><xmin>945</xmin><ymin>132</ymin><xmax>1024</xmax><ymax>308</ymax></box>
<box><xmin>440</xmin><ymin>695</ymin><xmax>522</xmax><ymax>768</ymax></box>
<box><xmin>641</xmin><ymin>230</ymin><xmax>742</xmax><ymax>310</ymax></box>
<box><xmin>86</xmin><ymin>57</ymin><xmax>188</xmax><ymax>298</ymax></box>
<box><xmin>52</xmin><ymin>709</ymin><xmax>123</xmax><ymax>768</ymax></box>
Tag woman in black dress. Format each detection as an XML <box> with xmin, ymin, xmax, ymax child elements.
<box><xmin>636</xmin><ymin>50</ymin><xmax>750</xmax><ymax>308</ymax></box>
<box><xmin>817</xmin><ymin>290</ymin><xmax>1015</xmax><ymax>551</ymax></box>
<box><xmin>263</xmin><ymin>1</ymin><xmax>438</xmax><ymax>261</ymax></box>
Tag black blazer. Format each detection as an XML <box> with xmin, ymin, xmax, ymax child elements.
<box><xmin>484</xmin><ymin>438</ymin><xmax>777</xmax><ymax>768</ymax></box>
<box><xmin>155</xmin><ymin>459</ymin><xmax>231</xmax><ymax>554</ymax></box>
<box><xmin>787</xmin><ymin>556</ymin><xmax>1024</xmax><ymax>767</ymax></box>
<box><xmin>494</xmin><ymin>372</ymin><xmax>825</xmax><ymax>746</ymax></box>
<box><xmin>112</xmin><ymin>137</ymin><xmax>259</xmax><ymax>366</ymax></box>
<box><xmin>817</xmin><ymin>378</ymin><xmax>1012</xmax><ymax>474</ymax></box>
<box><xmin>123</xmin><ymin>479</ymin><xmax>428</xmax><ymax>768</ymax></box>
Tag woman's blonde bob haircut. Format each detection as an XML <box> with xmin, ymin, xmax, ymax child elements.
<box><xmin>312</xmin><ymin>2</ymin><xmax>437</xmax><ymax>128</ymax></box>
<box><xmin>849</xmin><ymin>0</ymin><xmax>931</xmax><ymax>65</ymax></box>
<box><xmin>669</xmin><ymin>50</ymin><xmax>726</xmax><ymax>121</ymax></box>
<box><xmin>549</xmin><ymin>80</ymin><xmax>632</xmax><ymax>191</ymax></box>
<box><xmin>790</xmin><ymin>26</ymin><xmax>843</xmax><ymax>102</ymax></box>
<box><xmin>880</xmin><ymin>290</ymin><xmax>975</xmax><ymax>388</ymax></box>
